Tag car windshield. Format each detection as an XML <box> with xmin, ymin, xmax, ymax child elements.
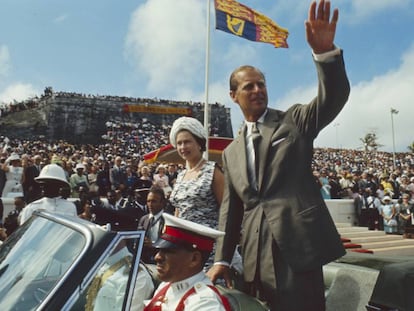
<box><xmin>0</xmin><ymin>216</ymin><xmax>85</xmax><ymax>310</ymax></box>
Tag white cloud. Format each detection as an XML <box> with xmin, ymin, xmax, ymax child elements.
<box><xmin>124</xmin><ymin>0</ymin><xmax>205</xmax><ymax>96</ymax></box>
<box><xmin>0</xmin><ymin>83</ymin><xmax>38</xmax><ymax>104</ymax></box>
<box><xmin>266</xmin><ymin>0</ymin><xmax>414</xmax><ymax>25</ymax></box>
<box><xmin>0</xmin><ymin>45</ymin><xmax>11</xmax><ymax>77</ymax></box>
<box><xmin>347</xmin><ymin>0</ymin><xmax>412</xmax><ymax>21</ymax></box>
<box><xmin>314</xmin><ymin>43</ymin><xmax>414</xmax><ymax>152</ymax></box>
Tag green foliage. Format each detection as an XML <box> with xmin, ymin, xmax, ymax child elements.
<box><xmin>360</xmin><ymin>132</ymin><xmax>383</xmax><ymax>151</ymax></box>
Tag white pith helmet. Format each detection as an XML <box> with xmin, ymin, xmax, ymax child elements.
<box><xmin>35</xmin><ymin>164</ymin><xmax>69</xmax><ymax>186</ymax></box>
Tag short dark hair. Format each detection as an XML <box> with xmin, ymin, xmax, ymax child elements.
<box><xmin>229</xmin><ymin>65</ymin><xmax>266</xmax><ymax>91</ymax></box>
<box><xmin>149</xmin><ymin>186</ymin><xmax>166</xmax><ymax>201</ymax></box>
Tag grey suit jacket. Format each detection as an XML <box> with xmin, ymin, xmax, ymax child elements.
<box><xmin>215</xmin><ymin>53</ymin><xmax>350</xmax><ymax>281</ymax></box>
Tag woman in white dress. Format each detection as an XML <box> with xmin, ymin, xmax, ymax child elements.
<box><xmin>1</xmin><ymin>153</ymin><xmax>24</xmax><ymax>198</ymax></box>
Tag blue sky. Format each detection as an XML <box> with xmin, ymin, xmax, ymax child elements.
<box><xmin>0</xmin><ymin>0</ymin><xmax>413</xmax><ymax>152</ymax></box>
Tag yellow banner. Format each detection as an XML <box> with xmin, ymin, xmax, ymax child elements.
<box><xmin>123</xmin><ymin>104</ymin><xmax>192</xmax><ymax>116</ymax></box>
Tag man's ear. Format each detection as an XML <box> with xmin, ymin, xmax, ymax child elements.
<box><xmin>188</xmin><ymin>250</ymin><xmax>203</xmax><ymax>268</ymax></box>
<box><xmin>229</xmin><ymin>90</ymin><xmax>238</xmax><ymax>104</ymax></box>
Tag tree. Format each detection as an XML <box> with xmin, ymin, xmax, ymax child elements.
<box><xmin>360</xmin><ymin>132</ymin><xmax>382</xmax><ymax>151</ymax></box>
<box><xmin>408</xmin><ymin>142</ymin><xmax>414</xmax><ymax>153</ymax></box>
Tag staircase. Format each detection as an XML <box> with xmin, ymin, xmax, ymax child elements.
<box><xmin>336</xmin><ymin>223</ymin><xmax>414</xmax><ymax>256</ymax></box>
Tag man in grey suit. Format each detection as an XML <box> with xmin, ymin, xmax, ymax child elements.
<box><xmin>207</xmin><ymin>1</ymin><xmax>350</xmax><ymax>310</ymax></box>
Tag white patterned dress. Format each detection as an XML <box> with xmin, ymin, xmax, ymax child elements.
<box><xmin>169</xmin><ymin>161</ymin><xmax>243</xmax><ymax>273</ymax></box>
<box><xmin>169</xmin><ymin>161</ymin><xmax>219</xmax><ymax>229</ymax></box>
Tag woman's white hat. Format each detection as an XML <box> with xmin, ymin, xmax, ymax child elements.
<box><xmin>169</xmin><ymin>117</ymin><xmax>207</xmax><ymax>148</ymax></box>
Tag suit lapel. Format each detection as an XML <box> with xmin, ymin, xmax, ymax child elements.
<box><xmin>257</xmin><ymin>110</ymin><xmax>280</xmax><ymax>190</ymax></box>
<box><xmin>227</xmin><ymin>125</ymin><xmax>250</xmax><ymax>188</ymax></box>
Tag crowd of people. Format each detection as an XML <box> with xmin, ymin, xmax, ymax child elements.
<box><xmin>1</xmin><ymin>2</ymin><xmax>414</xmax><ymax>309</ymax></box>
<box><xmin>1</xmin><ymin>125</ymin><xmax>414</xmax><ymax>231</ymax></box>
<box><xmin>0</xmin><ymin>86</ymin><xmax>227</xmax><ymax>122</ymax></box>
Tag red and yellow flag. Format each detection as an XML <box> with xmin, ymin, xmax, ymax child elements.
<box><xmin>214</xmin><ymin>0</ymin><xmax>289</xmax><ymax>48</ymax></box>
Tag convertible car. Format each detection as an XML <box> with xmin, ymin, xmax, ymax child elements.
<box><xmin>0</xmin><ymin>212</ymin><xmax>412</xmax><ymax>311</ymax></box>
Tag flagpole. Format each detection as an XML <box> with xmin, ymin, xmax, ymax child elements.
<box><xmin>203</xmin><ymin>0</ymin><xmax>211</xmax><ymax>160</ymax></box>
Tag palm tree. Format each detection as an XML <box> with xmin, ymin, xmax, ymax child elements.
<box><xmin>360</xmin><ymin>132</ymin><xmax>382</xmax><ymax>151</ymax></box>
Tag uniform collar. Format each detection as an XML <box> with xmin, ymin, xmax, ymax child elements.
<box><xmin>170</xmin><ymin>270</ymin><xmax>205</xmax><ymax>292</ymax></box>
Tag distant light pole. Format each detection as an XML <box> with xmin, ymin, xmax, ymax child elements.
<box><xmin>390</xmin><ymin>108</ymin><xmax>399</xmax><ymax>170</ymax></box>
<box><xmin>334</xmin><ymin>122</ymin><xmax>340</xmax><ymax>149</ymax></box>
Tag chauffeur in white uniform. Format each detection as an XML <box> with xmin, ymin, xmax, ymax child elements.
<box><xmin>144</xmin><ymin>213</ymin><xmax>230</xmax><ymax>311</ymax></box>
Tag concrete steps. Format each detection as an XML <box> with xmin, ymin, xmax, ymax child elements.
<box><xmin>336</xmin><ymin>223</ymin><xmax>414</xmax><ymax>256</ymax></box>
<box><xmin>372</xmin><ymin>244</ymin><xmax>414</xmax><ymax>256</ymax></box>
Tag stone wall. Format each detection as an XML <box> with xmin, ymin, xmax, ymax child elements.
<box><xmin>0</xmin><ymin>92</ymin><xmax>233</xmax><ymax>144</ymax></box>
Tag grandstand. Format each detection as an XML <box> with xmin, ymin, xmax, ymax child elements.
<box><xmin>0</xmin><ymin>87</ymin><xmax>233</xmax><ymax>145</ymax></box>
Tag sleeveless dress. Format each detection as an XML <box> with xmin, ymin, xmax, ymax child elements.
<box><xmin>169</xmin><ymin>161</ymin><xmax>243</xmax><ymax>273</ymax></box>
<box><xmin>169</xmin><ymin>161</ymin><xmax>219</xmax><ymax>230</ymax></box>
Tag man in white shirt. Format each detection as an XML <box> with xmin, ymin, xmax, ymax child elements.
<box><xmin>144</xmin><ymin>214</ymin><xmax>229</xmax><ymax>311</ymax></box>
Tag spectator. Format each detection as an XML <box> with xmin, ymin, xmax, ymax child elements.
<box><xmin>88</xmin><ymin>164</ymin><xmax>99</xmax><ymax>193</ymax></box>
<box><xmin>136</xmin><ymin>165</ymin><xmax>153</xmax><ymax>190</ymax></box>
<box><xmin>69</xmin><ymin>163</ymin><xmax>89</xmax><ymax>198</ymax></box>
<box><xmin>380</xmin><ymin>196</ymin><xmax>397</xmax><ymax>234</ymax></box>
<box><xmin>339</xmin><ymin>172</ymin><xmax>354</xmax><ymax>198</ymax></box>
<box><xmin>354</xmin><ymin>188</ymin><xmax>366</xmax><ymax>226</ymax></box>
<box><xmin>328</xmin><ymin>171</ymin><xmax>342</xmax><ymax>199</ymax></box>
<box><xmin>138</xmin><ymin>186</ymin><xmax>166</xmax><ymax>264</ymax></box>
<box><xmin>152</xmin><ymin>164</ymin><xmax>171</xmax><ymax>196</ymax></box>
<box><xmin>22</xmin><ymin>155</ymin><xmax>43</xmax><ymax>203</ymax></box>
<box><xmin>166</xmin><ymin>163</ymin><xmax>178</xmax><ymax>188</ymax></box>
<box><xmin>78</xmin><ymin>196</ymin><xmax>93</xmax><ymax>221</ymax></box>
<box><xmin>399</xmin><ymin>193</ymin><xmax>414</xmax><ymax>237</ymax></box>
<box><xmin>110</xmin><ymin>156</ymin><xmax>127</xmax><ymax>194</ymax></box>
<box><xmin>96</xmin><ymin>161</ymin><xmax>111</xmax><ymax>197</ymax></box>
<box><xmin>125</xmin><ymin>166</ymin><xmax>138</xmax><ymax>192</ymax></box>
<box><xmin>364</xmin><ymin>188</ymin><xmax>382</xmax><ymax>230</ymax></box>
<box><xmin>1</xmin><ymin>153</ymin><xmax>24</xmax><ymax>198</ymax></box>
<box><xmin>103</xmin><ymin>190</ymin><xmax>117</xmax><ymax>210</ymax></box>
<box><xmin>319</xmin><ymin>169</ymin><xmax>331</xmax><ymax>199</ymax></box>
<box><xmin>380</xmin><ymin>174</ymin><xmax>394</xmax><ymax>198</ymax></box>
<box><xmin>19</xmin><ymin>164</ymin><xmax>77</xmax><ymax>225</ymax></box>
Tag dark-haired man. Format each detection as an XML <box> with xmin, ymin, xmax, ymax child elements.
<box><xmin>138</xmin><ymin>186</ymin><xmax>166</xmax><ymax>264</ymax></box>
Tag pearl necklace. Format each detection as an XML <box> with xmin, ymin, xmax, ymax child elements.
<box><xmin>186</xmin><ymin>157</ymin><xmax>205</xmax><ymax>172</ymax></box>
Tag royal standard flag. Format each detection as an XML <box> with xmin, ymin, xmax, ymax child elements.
<box><xmin>214</xmin><ymin>0</ymin><xmax>288</xmax><ymax>48</ymax></box>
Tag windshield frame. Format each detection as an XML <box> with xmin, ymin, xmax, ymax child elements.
<box><xmin>0</xmin><ymin>211</ymin><xmax>93</xmax><ymax>310</ymax></box>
